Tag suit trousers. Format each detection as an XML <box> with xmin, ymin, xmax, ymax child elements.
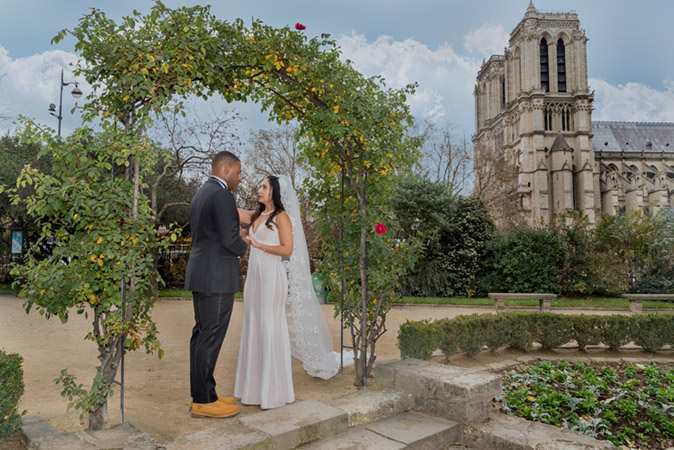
<box><xmin>190</xmin><ymin>292</ymin><xmax>235</xmax><ymax>404</ymax></box>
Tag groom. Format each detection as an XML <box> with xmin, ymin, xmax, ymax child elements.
<box><xmin>184</xmin><ymin>151</ymin><xmax>248</xmax><ymax>418</ymax></box>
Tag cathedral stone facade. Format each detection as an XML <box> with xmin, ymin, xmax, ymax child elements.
<box><xmin>473</xmin><ymin>2</ymin><xmax>674</xmax><ymax>226</ymax></box>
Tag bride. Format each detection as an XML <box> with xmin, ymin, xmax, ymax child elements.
<box><xmin>235</xmin><ymin>175</ymin><xmax>350</xmax><ymax>409</ymax></box>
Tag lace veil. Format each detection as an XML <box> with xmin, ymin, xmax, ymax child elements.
<box><xmin>277</xmin><ymin>175</ymin><xmax>353</xmax><ymax>379</ymax></box>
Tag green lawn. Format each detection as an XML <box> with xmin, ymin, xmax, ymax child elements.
<box><xmin>395</xmin><ymin>296</ymin><xmax>674</xmax><ymax>309</ymax></box>
<box><xmin>5</xmin><ymin>285</ymin><xmax>673</xmax><ymax>310</ymax></box>
<box><xmin>0</xmin><ymin>283</ymin><xmax>14</xmax><ymax>295</ymax></box>
<box><xmin>159</xmin><ymin>289</ymin><xmax>243</xmax><ymax>299</ymax></box>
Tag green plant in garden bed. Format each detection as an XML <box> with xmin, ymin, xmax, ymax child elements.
<box><xmin>499</xmin><ymin>361</ymin><xmax>674</xmax><ymax>449</ymax></box>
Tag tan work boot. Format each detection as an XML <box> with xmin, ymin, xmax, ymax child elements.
<box><xmin>190</xmin><ymin>396</ymin><xmax>236</xmax><ymax>410</ymax></box>
<box><xmin>191</xmin><ymin>400</ymin><xmax>239</xmax><ymax>419</ymax></box>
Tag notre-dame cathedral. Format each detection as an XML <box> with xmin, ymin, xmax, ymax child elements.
<box><xmin>473</xmin><ymin>1</ymin><xmax>674</xmax><ymax>226</ymax></box>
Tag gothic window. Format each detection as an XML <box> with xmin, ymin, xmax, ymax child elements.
<box><xmin>540</xmin><ymin>38</ymin><xmax>549</xmax><ymax>92</ymax></box>
<box><xmin>572</xmin><ymin>165</ymin><xmax>578</xmax><ymax>210</ymax></box>
<box><xmin>501</xmin><ymin>76</ymin><xmax>506</xmax><ymax>108</ymax></box>
<box><xmin>544</xmin><ymin>106</ymin><xmax>552</xmax><ymax>131</ymax></box>
<box><xmin>561</xmin><ymin>105</ymin><xmax>572</xmax><ymax>131</ymax></box>
<box><xmin>557</xmin><ymin>38</ymin><xmax>566</xmax><ymax>92</ymax></box>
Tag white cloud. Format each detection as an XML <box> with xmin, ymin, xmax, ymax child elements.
<box><xmin>590</xmin><ymin>78</ymin><xmax>674</xmax><ymax>123</ymax></box>
<box><xmin>463</xmin><ymin>23</ymin><xmax>509</xmax><ymax>57</ymax></box>
<box><xmin>0</xmin><ymin>45</ymin><xmax>85</xmax><ymax>133</ymax></box>
<box><xmin>336</xmin><ymin>32</ymin><xmax>479</xmax><ymax>129</ymax></box>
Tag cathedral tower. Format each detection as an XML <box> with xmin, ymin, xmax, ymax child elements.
<box><xmin>473</xmin><ymin>1</ymin><xmax>597</xmax><ymax>225</ymax></box>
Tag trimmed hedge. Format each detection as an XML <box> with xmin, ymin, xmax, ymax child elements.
<box><xmin>0</xmin><ymin>350</ymin><xmax>25</xmax><ymax>439</ymax></box>
<box><xmin>397</xmin><ymin>312</ymin><xmax>674</xmax><ymax>360</ymax></box>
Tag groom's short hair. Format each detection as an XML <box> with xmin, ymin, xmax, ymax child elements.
<box><xmin>212</xmin><ymin>151</ymin><xmax>240</xmax><ymax>170</ymax></box>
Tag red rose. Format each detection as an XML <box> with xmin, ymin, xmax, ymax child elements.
<box><xmin>375</xmin><ymin>223</ymin><xmax>386</xmax><ymax>235</ymax></box>
<box><xmin>295</xmin><ymin>23</ymin><xmax>306</xmax><ymax>31</ymax></box>
<box><xmin>248</xmin><ymin>78</ymin><xmax>253</xmax><ymax>83</ymax></box>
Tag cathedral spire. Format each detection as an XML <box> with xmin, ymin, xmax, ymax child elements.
<box><xmin>525</xmin><ymin>0</ymin><xmax>537</xmax><ymax>17</ymax></box>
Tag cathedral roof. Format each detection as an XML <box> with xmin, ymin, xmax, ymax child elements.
<box><xmin>593</xmin><ymin>121</ymin><xmax>674</xmax><ymax>154</ymax></box>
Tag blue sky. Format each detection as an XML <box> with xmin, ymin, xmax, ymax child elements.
<box><xmin>1</xmin><ymin>0</ymin><xmax>674</xmax><ymax>140</ymax></box>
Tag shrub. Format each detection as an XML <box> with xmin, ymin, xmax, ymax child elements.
<box><xmin>482</xmin><ymin>313</ymin><xmax>509</xmax><ymax>351</ymax></box>
<box><xmin>598</xmin><ymin>315</ymin><xmax>633</xmax><ymax>351</ymax></box>
<box><xmin>570</xmin><ymin>315</ymin><xmax>603</xmax><ymax>350</ymax></box>
<box><xmin>634</xmin><ymin>275</ymin><xmax>674</xmax><ymax>294</ymax></box>
<box><xmin>631</xmin><ymin>314</ymin><xmax>671</xmax><ymax>352</ymax></box>
<box><xmin>0</xmin><ymin>350</ymin><xmax>25</xmax><ymax>439</ymax></box>
<box><xmin>505</xmin><ymin>312</ymin><xmax>535</xmax><ymax>351</ymax></box>
<box><xmin>396</xmin><ymin>312</ymin><xmax>674</xmax><ymax>361</ymax></box>
<box><xmin>435</xmin><ymin>318</ymin><xmax>458</xmax><ymax>358</ymax></box>
<box><xmin>533</xmin><ymin>313</ymin><xmax>574</xmax><ymax>350</ymax></box>
<box><xmin>452</xmin><ymin>314</ymin><xmax>486</xmax><ymax>356</ymax></box>
<box><xmin>397</xmin><ymin>320</ymin><xmax>438</xmax><ymax>360</ymax></box>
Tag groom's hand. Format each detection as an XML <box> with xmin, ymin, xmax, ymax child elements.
<box><xmin>239</xmin><ymin>225</ymin><xmax>248</xmax><ymax>239</ymax></box>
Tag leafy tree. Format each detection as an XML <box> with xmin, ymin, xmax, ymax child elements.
<box><xmin>6</xmin><ymin>127</ymin><xmax>168</xmax><ymax>429</ymax></box>
<box><xmin>477</xmin><ymin>226</ymin><xmax>568</xmax><ymax>294</ymax></box>
<box><xmin>0</xmin><ymin>135</ymin><xmax>49</xmax><ymax>234</ymax></box>
<box><xmin>392</xmin><ymin>178</ymin><xmax>493</xmax><ymax>297</ymax></box>
<box><xmin>555</xmin><ymin>209</ymin><xmax>674</xmax><ymax>295</ymax></box>
<box><xmin>594</xmin><ymin>210</ymin><xmax>660</xmax><ymax>293</ymax></box>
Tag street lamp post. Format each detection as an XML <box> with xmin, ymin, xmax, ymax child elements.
<box><xmin>48</xmin><ymin>69</ymin><xmax>82</xmax><ymax>136</ymax></box>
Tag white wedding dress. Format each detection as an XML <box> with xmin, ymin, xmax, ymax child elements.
<box><xmin>234</xmin><ymin>217</ymin><xmax>295</xmax><ymax>409</ymax></box>
<box><xmin>234</xmin><ymin>175</ymin><xmax>353</xmax><ymax>409</ymax></box>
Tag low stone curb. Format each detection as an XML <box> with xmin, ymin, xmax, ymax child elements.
<box><xmin>462</xmin><ymin>414</ymin><xmax>617</xmax><ymax>450</ymax></box>
<box><xmin>22</xmin><ymin>418</ymin><xmax>163</xmax><ymax>450</ymax></box>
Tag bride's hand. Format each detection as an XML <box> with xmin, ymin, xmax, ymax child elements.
<box><xmin>245</xmin><ymin>235</ymin><xmax>260</xmax><ymax>248</ymax></box>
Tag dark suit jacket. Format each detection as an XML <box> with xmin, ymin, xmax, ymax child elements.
<box><xmin>184</xmin><ymin>178</ymin><xmax>248</xmax><ymax>293</ymax></box>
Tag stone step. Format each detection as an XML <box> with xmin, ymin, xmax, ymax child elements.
<box><xmin>167</xmin><ymin>389</ymin><xmax>414</xmax><ymax>449</ymax></box>
<box><xmin>374</xmin><ymin>359</ymin><xmax>502</xmax><ymax>424</ymax></box>
<box><xmin>330</xmin><ymin>388</ymin><xmax>414</xmax><ymax>427</ymax></box>
<box><xmin>301</xmin><ymin>412</ymin><xmax>461</xmax><ymax>449</ymax></box>
<box><xmin>168</xmin><ymin>399</ymin><xmax>347</xmax><ymax>450</ymax></box>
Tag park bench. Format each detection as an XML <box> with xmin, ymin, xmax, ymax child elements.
<box><xmin>621</xmin><ymin>294</ymin><xmax>674</xmax><ymax>313</ymax></box>
<box><xmin>488</xmin><ymin>293</ymin><xmax>557</xmax><ymax>312</ymax></box>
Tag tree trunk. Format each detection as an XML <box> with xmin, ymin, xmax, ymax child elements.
<box><xmin>88</xmin><ymin>335</ymin><xmax>124</xmax><ymax>430</ymax></box>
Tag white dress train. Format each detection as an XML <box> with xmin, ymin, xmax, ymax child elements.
<box><xmin>234</xmin><ymin>219</ymin><xmax>294</xmax><ymax>409</ymax></box>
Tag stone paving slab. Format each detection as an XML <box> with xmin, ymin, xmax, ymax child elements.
<box><xmin>23</xmin><ymin>421</ymin><xmax>162</xmax><ymax>450</ymax></box>
<box><xmin>301</xmin><ymin>427</ymin><xmax>405</xmax><ymax>450</ymax></box>
<box><xmin>365</xmin><ymin>412</ymin><xmax>459</xmax><ymax>450</ymax></box>
<box><xmin>165</xmin><ymin>420</ymin><xmax>271</xmax><ymax>450</ymax></box>
<box><xmin>238</xmin><ymin>399</ymin><xmax>347</xmax><ymax>450</ymax></box>
<box><xmin>330</xmin><ymin>388</ymin><xmax>413</xmax><ymax>427</ymax></box>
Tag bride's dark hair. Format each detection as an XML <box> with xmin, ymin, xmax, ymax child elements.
<box><xmin>250</xmin><ymin>175</ymin><xmax>285</xmax><ymax>230</ymax></box>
